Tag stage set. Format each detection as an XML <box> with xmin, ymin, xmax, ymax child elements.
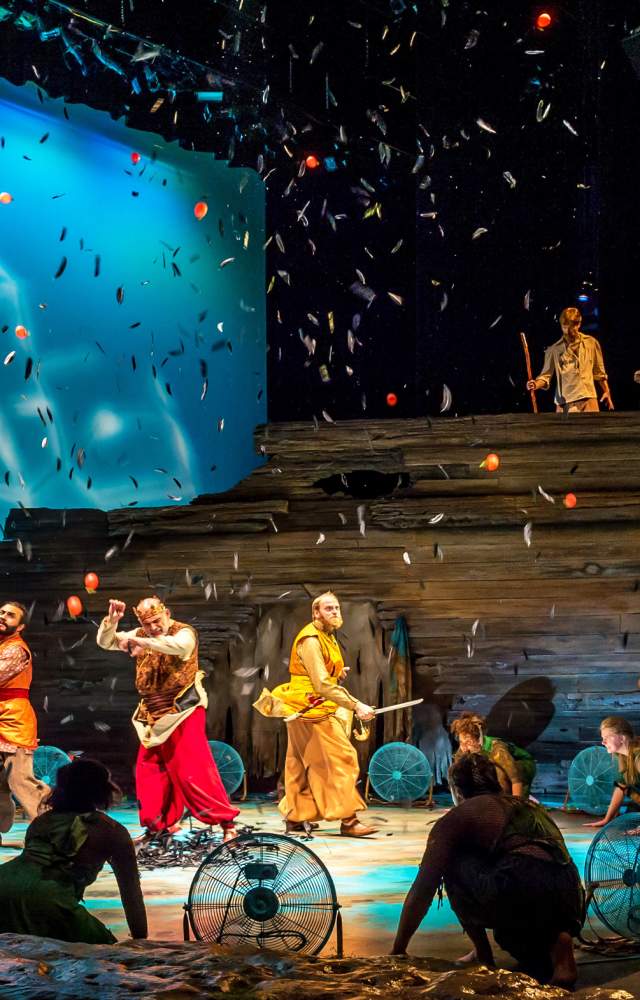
<box><xmin>2</xmin><ymin>0</ymin><xmax>640</xmax><ymax>998</ymax></box>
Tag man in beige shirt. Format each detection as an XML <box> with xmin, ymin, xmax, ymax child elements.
<box><xmin>527</xmin><ymin>307</ymin><xmax>614</xmax><ymax>412</ymax></box>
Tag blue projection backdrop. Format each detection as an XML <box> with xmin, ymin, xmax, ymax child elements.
<box><xmin>0</xmin><ymin>77</ymin><xmax>265</xmax><ymax>528</ymax></box>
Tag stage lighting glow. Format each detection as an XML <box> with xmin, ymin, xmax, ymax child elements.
<box><xmin>536</xmin><ymin>12</ymin><xmax>552</xmax><ymax>30</ymax></box>
<box><xmin>195</xmin><ymin>91</ymin><xmax>224</xmax><ymax>103</ymax></box>
<box><xmin>0</xmin><ymin>76</ymin><xmax>266</xmax><ymax>529</ymax></box>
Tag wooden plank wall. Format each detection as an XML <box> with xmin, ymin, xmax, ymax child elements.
<box><xmin>3</xmin><ymin>412</ymin><xmax>640</xmax><ymax>793</ymax></box>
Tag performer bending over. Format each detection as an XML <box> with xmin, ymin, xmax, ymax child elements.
<box><xmin>256</xmin><ymin>592</ymin><xmax>377</xmax><ymax>837</ymax></box>
<box><xmin>585</xmin><ymin>716</ymin><xmax>640</xmax><ymax>833</ymax></box>
<box><xmin>0</xmin><ymin>601</ymin><xmax>48</xmax><ymax>836</ymax></box>
<box><xmin>450</xmin><ymin>712</ymin><xmax>536</xmax><ymax>799</ymax></box>
<box><xmin>97</xmin><ymin>596</ymin><xmax>238</xmax><ymax>845</ymax></box>
<box><xmin>526</xmin><ymin>306</ymin><xmax>613</xmax><ymax>412</ymax></box>
<box><xmin>392</xmin><ymin>754</ymin><xmax>584</xmax><ymax>989</ymax></box>
<box><xmin>0</xmin><ymin>758</ymin><xmax>147</xmax><ymax>942</ymax></box>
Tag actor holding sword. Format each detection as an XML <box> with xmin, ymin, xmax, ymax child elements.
<box><xmin>255</xmin><ymin>591</ymin><xmax>421</xmax><ymax>838</ymax></box>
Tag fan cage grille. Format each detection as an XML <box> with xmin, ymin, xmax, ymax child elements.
<box><xmin>368</xmin><ymin>742</ymin><xmax>431</xmax><ymax>802</ymax></box>
<box><xmin>186</xmin><ymin>832</ymin><xmax>338</xmax><ymax>955</ymax></box>
<box><xmin>33</xmin><ymin>745</ymin><xmax>71</xmax><ymax>786</ymax></box>
<box><xmin>585</xmin><ymin>813</ymin><xmax>640</xmax><ymax>940</ymax></box>
<box><xmin>568</xmin><ymin>746</ymin><xmax>618</xmax><ymax>816</ymax></box>
<box><xmin>208</xmin><ymin>740</ymin><xmax>245</xmax><ymax>795</ymax></box>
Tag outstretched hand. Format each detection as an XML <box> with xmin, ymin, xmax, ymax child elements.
<box><xmin>584</xmin><ymin>818</ymin><xmax>608</xmax><ymax>828</ymax></box>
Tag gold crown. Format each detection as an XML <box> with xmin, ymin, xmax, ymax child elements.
<box><xmin>133</xmin><ymin>601</ymin><xmax>167</xmax><ymax>622</ymax></box>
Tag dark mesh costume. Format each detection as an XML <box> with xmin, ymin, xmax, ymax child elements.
<box><xmin>442</xmin><ymin>795</ymin><xmax>584</xmax><ymax>976</ymax></box>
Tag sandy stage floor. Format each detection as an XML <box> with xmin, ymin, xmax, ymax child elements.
<box><xmin>2</xmin><ymin>798</ymin><xmax>640</xmax><ymax>997</ymax></box>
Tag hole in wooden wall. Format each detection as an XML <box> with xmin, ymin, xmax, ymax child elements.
<box><xmin>313</xmin><ymin>470</ymin><xmax>411</xmax><ymax>499</ymax></box>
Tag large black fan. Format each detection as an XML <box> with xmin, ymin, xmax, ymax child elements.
<box><xmin>585</xmin><ymin>814</ymin><xmax>640</xmax><ymax>939</ymax></box>
<box><xmin>184</xmin><ymin>832</ymin><xmax>339</xmax><ymax>954</ymax></box>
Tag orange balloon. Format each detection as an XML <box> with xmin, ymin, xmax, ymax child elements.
<box><xmin>84</xmin><ymin>571</ymin><xmax>99</xmax><ymax>593</ymax></box>
<box><xmin>14</xmin><ymin>325</ymin><xmax>29</xmax><ymax>339</ymax></box>
<box><xmin>194</xmin><ymin>201</ymin><xmax>208</xmax><ymax>220</ymax></box>
<box><xmin>0</xmin><ymin>192</ymin><xmax>12</xmax><ymax>205</ymax></box>
<box><xmin>483</xmin><ymin>453</ymin><xmax>500</xmax><ymax>472</ymax></box>
<box><xmin>131</xmin><ymin>151</ymin><xmax>141</xmax><ymax>164</ymax></box>
<box><xmin>536</xmin><ymin>12</ymin><xmax>552</xmax><ymax>29</ymax></box>
<box><xmin>305</xmin><ymin>154</ymin><xmax>321</xmax><ymax>170</ymax></box>
<box><xmin>66</xmin><ymin>595</ymin><xmax>83</xmax><ymax>618</ymax></box>
<box><xmin>564</xmin><ymin>493</ymin><xmax>577</xmax><ymax>509</ymax></box>
<box><xmin>386</xmin><ymin>392</ymin><xmax>398</xmax><ymax>407</ymax></box>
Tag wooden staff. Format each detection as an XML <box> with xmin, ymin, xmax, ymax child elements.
<box><xmin>520</xmin><ymin>331</ymin><xmax>538</xmax><ymax>414</ymax></box>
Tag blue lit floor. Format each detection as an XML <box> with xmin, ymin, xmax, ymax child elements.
<box><xmin>1</xmin><ymin>800</ymin><xmax>639</xmax><ymax>994</ymax></box>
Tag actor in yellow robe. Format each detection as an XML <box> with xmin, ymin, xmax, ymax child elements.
<box><xmin>255</xmin><ymin>592</ymin><xmax>377</xmax><ymax>837</ymax></box>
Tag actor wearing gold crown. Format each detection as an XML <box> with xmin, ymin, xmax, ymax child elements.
<box><xmin>255</xmin><ymin>591</ymin><xmax>378</xmax><ymax>837</ymax></box>
<box><xmin>97</xmin><ymin>596</ymin><xmax>238</xmax><ymax>845</ymax></box>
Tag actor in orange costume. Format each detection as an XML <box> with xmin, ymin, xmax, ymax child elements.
<box><xmin>0</xmin><ymin>601</ymin><xmax>48</xmax><ymax>835</ymax></box>
<box><xmin>261</xmin><ymin>592</ymin><xmax>377</xmax><ymax>837</ymax></box>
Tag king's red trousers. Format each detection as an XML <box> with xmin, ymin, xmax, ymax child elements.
<box><xmin>135</xmin><ymin>707</ymin><xmax>239</xmax><ymax>832</ymax></box>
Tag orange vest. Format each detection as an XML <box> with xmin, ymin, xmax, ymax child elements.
<box><xmin>269</xmin><ymin>622</ymin><xmax>346</xmax><ymax>720</ymax></box>
<box><xmin>0</xmin><ymin>633</ymin><xmax>37</xmax><ymax>749</ymax></box>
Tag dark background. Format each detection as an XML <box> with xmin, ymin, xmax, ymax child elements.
<box><xmin>3</xmin><ymin>0</ymin><xmax>640</xmax><ymax>419</ymax></box>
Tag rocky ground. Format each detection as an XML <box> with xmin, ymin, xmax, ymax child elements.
<box><xmin>0</xmin><ymin>936</ymin><xmax>634</xmax><ymax>1000</ymax></box>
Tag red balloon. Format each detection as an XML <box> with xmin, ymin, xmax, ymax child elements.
<box><xmin>15</xmin><ymin>325</ymin><xmax>29</xmax><ymax>339</ymax></box>
<box><xmin>386</xmin><ymin>392</ymin><xmax>398</xmax><ymax>407</ymax></box>
<box><xmin>536</xmin><ymin>12</ymin><xmax>552</xmax><ymax>29</ymax></box>
<box><xmin>305</xmin><ymin>154</ymin><xmax>321</xmax><ymax>170</ymax></box>
<box><xmin>194</xmin><ymin>201</ymin><xmax>208</xmax><ymax>220</ymax></box>
<box><xmin>84</xmin><ymin>571</ymin><xmax>99</xmax><ymax>593</ymax></box>
<box><xmin>131</xmin><ymin>151</ymin><xmax>141</xmax><ymax>164</ymax></box>
<box><xmin>0</xmin><ymin>192</ymin><xmax>12</xmax><ymax>205</ymax></box>
<box><xmin>66</xmin><ymin>595</ymin><xmax>83</xmax><ymax>618</ymax></box>
<box><xmin>564</xmin><ymin>493</ymin><xmax>577</xmax><ymax>509</ymax></box>
<box><xmin>483</xmin><ymin>453</ymin><xmax>500</xmax><ymax>472</ymax></box>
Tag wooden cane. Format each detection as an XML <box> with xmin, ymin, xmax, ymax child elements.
<box><xmin>520</xmin><ymin>331</ymin><xmax>538</xmax><ymax>414</ymax></box>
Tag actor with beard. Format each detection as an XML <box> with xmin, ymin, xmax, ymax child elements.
<box><xmin>271</xmin><ymin>592</ymin><xmax>377</xmax><ymax>837</ymax></box>
<box><xmin>97</xmin><ymin>596</ymin><xmax>239</xmax><ymax>846</ymax></box>
<box><xmin>0</xmin><ymin>601</ymin><xmax>48</xmax><ymax>835</ymax></box>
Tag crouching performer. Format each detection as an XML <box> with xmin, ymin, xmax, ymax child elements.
<box><xmin>254</xmin><ymin>591</ymin><xmax>377</xmax><ymax>837</ymax></box>
<box><xmin>97</xmin><ymin>596</ymin><xmax>239</xmax><ymax>845</ymax></box>
<box><xmin>392</xmin><ymin>754</ymin><xmax>584</xmax><ymax>990</ymax></box>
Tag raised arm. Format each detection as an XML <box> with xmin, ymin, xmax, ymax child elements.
<box><xmin>96</xmin><ymin>599</ymin><xmax>137</xmax><ymax>651</ymax></box>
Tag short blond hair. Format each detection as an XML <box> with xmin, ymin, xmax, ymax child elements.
<box><xmin>311</xmin><ymin>591</ymin><xmax>339</xmax><ymax>615</ymax></box>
